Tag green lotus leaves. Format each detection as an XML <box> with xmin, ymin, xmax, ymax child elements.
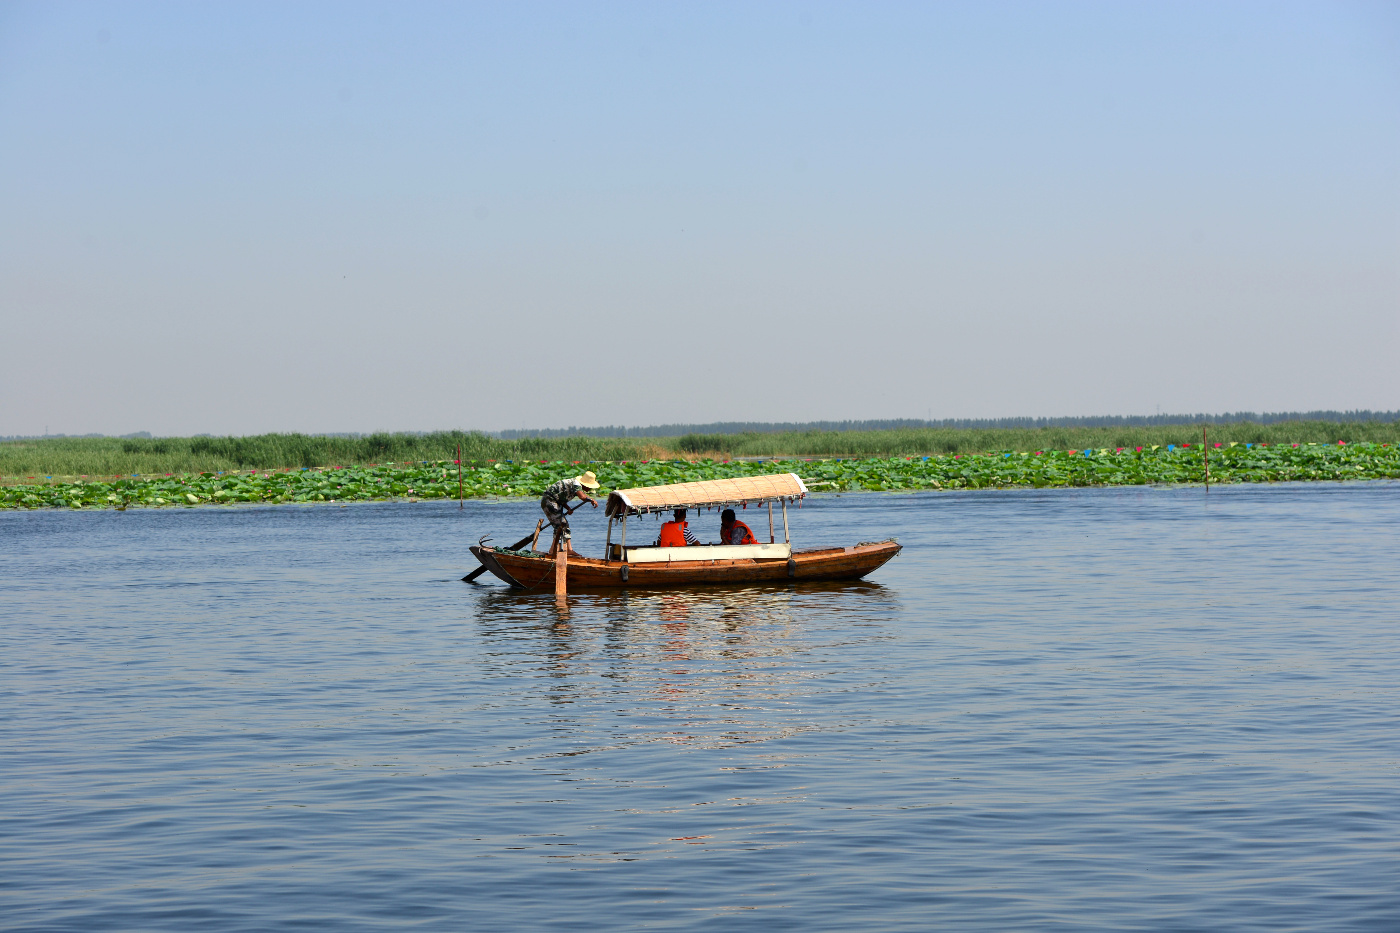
<box><xmin>2</xmin><ymin>443</ymin><xmax>1397</xmax><ymax>509</ymax></box>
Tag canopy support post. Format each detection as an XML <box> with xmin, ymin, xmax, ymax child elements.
<box><xmin>620</xmin><ymin>512</ymin><xmax>627</xmax><ymax>557</ymax></box>
<box><xmin>605</xmin><ymin>517</ymin><xmax>613</xmax><ymax>562</ymax></box>
<box><xmin>768</xmin><ymin>501</ymin><xmax>775</xmax><ymax>543</ymax></box>
<box><xmin>781</xmin><ymin>499</ymin><xmax>790</xmax><ymax>544</ymax></box>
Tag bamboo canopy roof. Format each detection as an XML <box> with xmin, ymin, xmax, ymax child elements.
<box><xmin>606</xmin><ymin>472</ymin><xmax>807</xmax><ymax>518</ymax></box>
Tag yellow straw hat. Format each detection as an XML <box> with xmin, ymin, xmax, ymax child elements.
<box><xmin>576</xmin><ymin>470</ymin><xmax>600</xmax><ymax>489</ymax></box>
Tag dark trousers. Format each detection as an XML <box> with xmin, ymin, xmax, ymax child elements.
<box><xmin>541</xmin><ymin>499</ymin><xmax>570</xmax><ymax>540</ymax></box>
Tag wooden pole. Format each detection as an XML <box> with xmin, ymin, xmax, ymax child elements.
<box><xmin>555</xmin><ymin>541</ymin><xmax>568</xmax><ymax>597</ymax></box>
<box><xmin>781</xmin><ymin>499</ymin><xmax>790</xmax><ymax>544</ymax></box>
<box><xmin>768</xmin><ymin>500</ymin><xmax>775</xmax><ymax>543</ymax></box>
<box><xmin>457</xmin><ymin>443</ymin><xmax>464</xmax><ymax>509</ymax></box>
<box><xmin>605</xmin><ymin>516</ymin><xmax>613</xmax><ymax>561</ymax></box>
<box><xmin>1203</xmin><ymin>426</ymin><xmax>1210</xmax><ymax>492</ymax></box>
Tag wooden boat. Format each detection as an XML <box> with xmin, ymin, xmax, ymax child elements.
<box><xmin>469</xmin><ymin>472</ymin><xmax>900</xmax><ymax>590</ymax></box>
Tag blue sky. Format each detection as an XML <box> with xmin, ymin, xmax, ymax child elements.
<box><xmin>2</xmin><ymin>1</ymin><xmax>1397</xmax><ymax>435</ymax></box>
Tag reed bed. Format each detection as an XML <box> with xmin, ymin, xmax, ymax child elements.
<box><xmin>673</xmin><ymin>421</ymin><xmax>1400</xmax><ymax>457</ymax></box>
<box><xmin>0</xmin><ymin>432</ymin><xmax>665</xmax><ymax>479</ymax></box>
<box><xmin>3</xmin><ymin>422</ymin><xmax>1398</xmax><ymax>479</ymax></box>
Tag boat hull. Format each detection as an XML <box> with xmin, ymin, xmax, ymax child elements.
<box><xmin>469</xmin><ymin>541</ymin><xmax>900</xmax><ymax>590</ymax></box>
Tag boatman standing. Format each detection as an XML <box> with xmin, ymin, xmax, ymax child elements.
<box><xmin>541</xmin><ymin>470</ymin><xmax>600</xmax><ymax>552</ymax></box>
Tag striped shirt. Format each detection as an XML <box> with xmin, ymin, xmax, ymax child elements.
<box><xmin>659</xmin><ymin>521</ymin><xmax>700</xmax><ymax>546</ymax></box>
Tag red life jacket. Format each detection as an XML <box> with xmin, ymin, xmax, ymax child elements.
<box><xmin>723</xmin><ymin>520</ymin><xmax>758</xmax><ymax>545</ymax></box>
<box><xmin>657</xmin><ymin>521</ymin><xmax>689</xmax><ymax>547</ymax></box>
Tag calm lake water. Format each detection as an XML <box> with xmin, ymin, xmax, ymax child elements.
<box><xmin>3</xmin><ymin>483</ymin><xmax>1398</xmax><ymax>931</ymax></box>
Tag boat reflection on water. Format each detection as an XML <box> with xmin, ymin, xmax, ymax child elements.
<box><xmin>468</xmin><ymin>582</ymin><xmax>899</xmax><ymax>752</ymax></box>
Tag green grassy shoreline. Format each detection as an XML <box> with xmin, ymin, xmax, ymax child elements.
<box><xmin>4</xmin><ymin>421</ymin><xmax>1399</xmax><ymax>478</ymax></box>
<box><xmin>3</xmin><ymin>441</ymin><xmax>1397</xmax><ymax>510</ymax></box>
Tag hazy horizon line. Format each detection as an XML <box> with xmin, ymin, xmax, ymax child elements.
<box><xmin>5</xmin><ymin>410</ymin><xmax>1398</xmax><ymax>443</ymax></box>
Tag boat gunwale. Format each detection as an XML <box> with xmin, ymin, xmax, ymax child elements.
<box><xmin>486</xmin><ymin>540</ymin><xmax>896</xmax><ymax>568</ymax></box>
<box><xmin>472</xmin><ymin>539</ymin><xmax>900</xmax><ymax>589</ymax></box>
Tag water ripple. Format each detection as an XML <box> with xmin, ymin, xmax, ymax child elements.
<box><xmin>2</xmin><ymin>483</ymin><xmax>1397</xmax><ymax>931</ymax></box>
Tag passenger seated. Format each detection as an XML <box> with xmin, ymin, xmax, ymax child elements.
<box><xmin>657</xmin><ymin>509</ymin><xmax>700</xmax><ymax>547</ymax></box>
<box><xmin>720</xmin><ymin>508</ymin><xmax>759</xmax><ymax>545</ymax></box>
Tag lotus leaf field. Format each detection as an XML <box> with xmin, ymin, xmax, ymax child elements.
<box><xmin>3</xmin><ymin>442</ymin><xmax>1397</xmax><ymax>510</ymax></box>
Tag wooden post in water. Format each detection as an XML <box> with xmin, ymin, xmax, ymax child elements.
<box><xmin>1203</xmin><ymin>426</ymin><xmax>1210</xmax><ymax>493</ymax></box>
<box><xmin>555</xmin><ymin>541</ymin><xmax>568</xmax><ymax>597</ymax></box>
<box><xmin>457</xmin><ymin>443</ymin><xmax>464</xmax><ymax>509</ymax></box>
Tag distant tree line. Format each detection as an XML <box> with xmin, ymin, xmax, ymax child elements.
<box><xmin>494</xmin><ymin>411</ymin><xmax>1400</xmax><ymax>439</ymax></box>
<box><xmin>5</xmin><ymin>411</ymin><xmax>1397</xmax><ymax>445</ymax></box>
<box><xmin>0</xmin><ymin>431</ymin><xmax>152</xmax><ymax>442</ymax></box>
